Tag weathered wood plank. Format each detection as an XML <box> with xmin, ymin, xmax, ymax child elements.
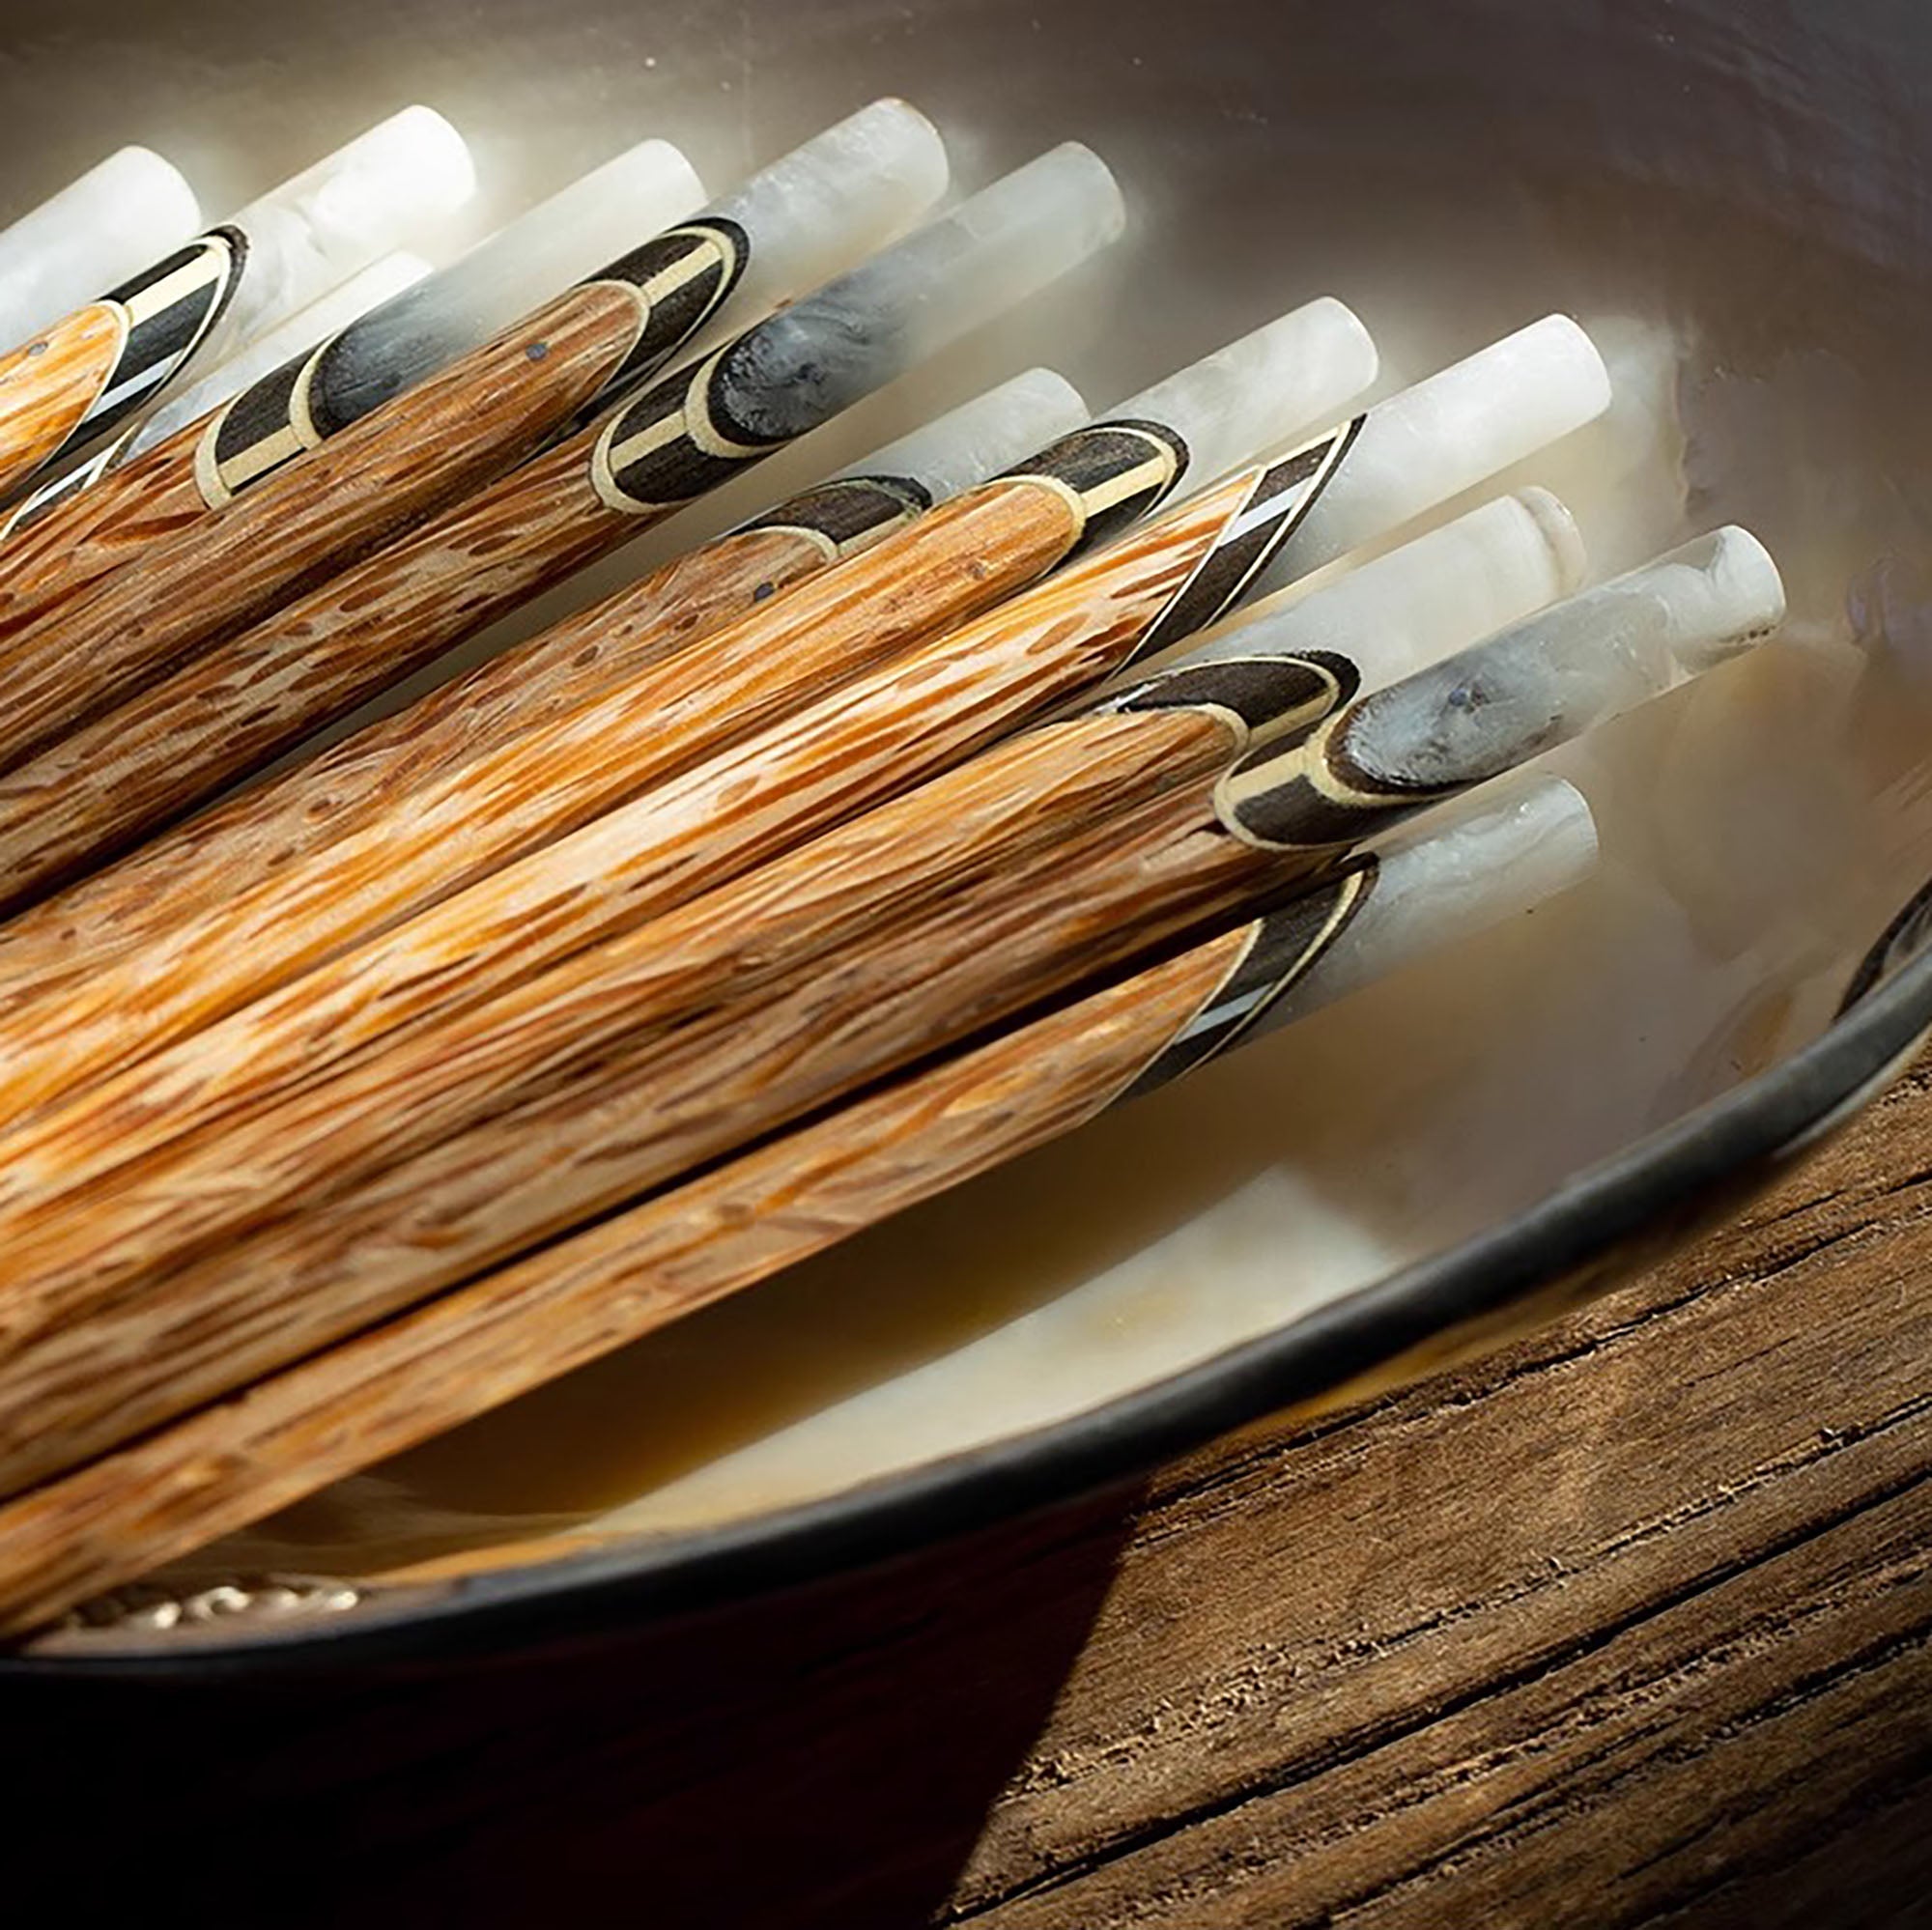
<box><xmin>948</xmin><ymin>1070</ymin><xmax>1932</xmax><ymax>1922</ymax></box>
<box><xmin>7</xmin><ymin>1056</ymin><xmax>1932</xmax><ymax>1928</ymax></box>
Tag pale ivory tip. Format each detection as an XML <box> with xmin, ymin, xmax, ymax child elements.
<box><xmin>1268</xmin><ymin>776</ymin><xmax>1599</xmax><ymax>1027</ymax></box>
<box><xmin>1648</xmin><ymin>525</ymin><xmax>1788</xmax><ymax>670</ymax></box>
<box><xmin>360</xmin><ymin>104</ymin><xmax>479</xmax><ymax>216</ymax></box>
<box><xmin>1328</xmin><ymin>524</ymin><xmax>1786</xmax><ymax>794</ymax></box>
<box><xmin>249</xmin><ymin>105</ymin><xmax>478</xmax><ymax>284</ymax></box>
<box><xmin>273</xmin><ymin>253</ymin><xmax>436</xmax><ymax>335</ymax></box>
<box><xmin>806</xmin><ymin>146</ymin><xmax>1123</xmax><ymax>374</ymax></box>
<box><xmin>0</xmin><ymin>146</ymin><xmax>204</xmax><ymax>357</ymax></box>
<box><xmin>931</xmin><ymin>144</ymin><xmax>1124</xmax><ymax>282</ymax></box>
<box><xmin>1512</xmin><ymin>523</ymin><xmax>1785</xmax><ymax>702</ymax></box>
<box><xmin>445</xmin><ymin>137</ymin><xmax>710</xmax><ymax>344</ymax></box>
<box><xmin>705</xmin><ymin>100</ymin><xmax>953</xmax><ymax>317</ymax></box>
<box><xmin>1113</xmin><ymin>297</ymin><xmax>1380</xmax><ymax>489</ymax></box>
<box><xmin>360</xmin><ymin>250</ymin><xmax>438</xmax><ymax>298</ymax></box>
<box><xmin>1039</xmin><ymin>141</ymin><xmax>1129</xmax><ymax>248</ymax></box>
<box><xmin>1255</xmin><ymin>313</ymin><xmax>1611</xmax><ymax>590</ymax></box>
<box><xmin>860</xmin><ymin>98</ymin><xmax>953</xmax><ymax>208</ymax></box>
<box><xmin>1511</xmin><ymin>313</ymin><xmax>1616</xmax><ymax>424</ymax></box>
<box><xmin>1381</xmin><ymin>774</ymin><xmax>1603</xmax><ymax>919</ymax></box>
<box><xmin>1177</xmin><ymin>487</ymin><xmax>1587</xmax><ymax>702</ymax></box>
<box><xmin>844</xmin><ymin>368</ymin><xmax>1089</xmax><ymax>499</ymax></box>
<box><xmin>823</xmin><ymin>98</ymin><xmax>953</xmax><ymax>214</ymax></box>
<box><xmin>107</xmin><ymin>146</ymin><xmax>204</xmax><ymax>240</ymax></box>
<box><xmin>587</xmin><ymin>137</ymin><xmax>708</xmax><ymax>224</ymax></box>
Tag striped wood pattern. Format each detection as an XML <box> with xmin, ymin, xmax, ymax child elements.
<box><xmin>0</xmin><ymin>302</ymin><xmax>123</xmax><ymax>496</ymax></box>
<box><xmin>0</xmin><ymin>774</ymin><xmax>1270</xmax><ymax>1498</ymax></box>
<box><xmin>0</xmin><ymin>281</ymin><xmax>651</xmax><ymax>769</ymax></box>
<box><xmin>0</xmin><ymin>929</ymin><xmax>1250</xmax><ymax>1638</ymax></box>
<box><xmin>0</xmin><ymin>471</ymin><xmax>1109</xmax><ymax>1121</ymax></box>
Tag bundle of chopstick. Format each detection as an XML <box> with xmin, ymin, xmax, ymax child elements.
<box><xmin>0</xmin><ymin>97</ymin><xmax>1788</xmax><ymax>1636</ymax></box>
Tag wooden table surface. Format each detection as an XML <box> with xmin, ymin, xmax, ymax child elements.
<box><xmin>10</xmin><ymin>1058</ymin><xmax>1932</xmax><ymax>1926</ymax></box>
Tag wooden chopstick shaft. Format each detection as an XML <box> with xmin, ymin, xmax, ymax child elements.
<box><xmin>8</xmin><ymin>506</ymin><xmax>1629</xmax><ymax>1490</ymax></box>
<box><xmin>0</xmin><ymin>497</ymin><xmax>922</xmax><ymax>1009</ymax></box>
<box><xmin>0</xmin><ymin>468</ymin><xmax>1026</xmax><ymax>939</ymax></box>
<box><xmin>0</xmin><ymin>283</ymin><xmax>658</xmax><ymax>771</ymax></box>
<box><xmin>0</xmin><ymin>924</ymin><xmax>1257</xmax><ymax>1638</ymax></box>
<box><xmin>0</xmin><ymin>347</ymin><xmax>1117</xmax><ymax>922</ymax></box>
<box><xmin>0</xmin><ymin>418</ymin><xmax>212</xmax><ymax>635</ymax></box>
<box><xmin>0</xmin><ymin>304</ymin><xmax>128</xmax><ymax>496</ymax></box>
<box><xmin>0</xmin><ymin>414</ymin><xmax>1220</xmax><ymax>1133</ymax></box>
<box><xmin>0</xmin><ymin>450</ymin><xmax>1367</xmax><ymax>1483</ymax></box>
<box><xmin>0</xmin><ymin>777</ymin><xmax>1270</xmax><ymax>1494</ymax></box>
<box><xmin>0</xmin><ymin>468</ymin><xmax>1097</xmax><ymax>1122</ymax></box>
<box><xmin>0</xmin><ymin>703</ymin><xmax>1235</xmax><ymax>1271</ymax></box>
<box><xmin>0</xmin><ymin>428</ymin><xmax>644</xmax><ymax>889</ymax></box>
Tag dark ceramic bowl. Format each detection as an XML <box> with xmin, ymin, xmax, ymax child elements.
<box><xmin>9</xmin><ymin>0</ymin><xmax>1932</xmax><ymax>1673</ymax></box>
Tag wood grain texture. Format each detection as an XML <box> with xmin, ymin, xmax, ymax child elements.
<box><xmin>0</xmin><ymin>429</ymin><xmax>634</xmax><ymax>911</ymax></box>
<box><xmin>0</xmin><ymin>522</ymin><xmax>824</xmax><ymax>1000</ymax></box>
<box><xmin>0</xmin><ymin>472</ymin><xmax>1237</xmax><ymax>1151</ymax></box>
<box><xmin>0</xmin><ymin>931</ymin><xmax>1251</xmax><ymax>1636</ymax></box>
<box><xmin>0</xmin><ymin>417</ymin><xmax>207</xmax><ymax>645</ymax></box>
<box><xmin>0</xmin><ymin>474</ymin><xmax>1104</xmax><ymax>1132</ymax></box>
<box><xmin>0</xmin><ymin>731</ymin><xmax>1272</xmax><ymax>1493</ymax></box>
<box><xmin>0</xmin><ymin>280</ymin><xmax>649</xmax><ymax>771</ymax></box>
<box><xmin>936</xmin><ymin>1084</ymin><xmax>1932</xmax><ymax>1928</ymax></box>
<box><xmin>0</xmin><ymin>522</ymin><xmax>860</xmax><ymax>1013</ymax></box>
<box><xmin>9</xmin><ymin>1014</ymin><xmax>1932</xmax><ymax>1930</ymax></box>
<box><xmin>0</xmin><ymin>302</ymin><xmax>122</xmax><ymax>496</ymax></box>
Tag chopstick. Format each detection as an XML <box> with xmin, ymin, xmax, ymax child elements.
<box><xmin>0</xmin><ymin>143</ymin><xmax>1122</xmax><ymax>882</ymax></box>
<box><xmin>0</xmin><ymin>107</ymin><xmax>473</xmax><ymax>497</ymax></box>
<box><xmin>0</xmin><ymin>781</ymin><xmax>1595</xmax><ymax>1640</ymax></box>
<box><xmin>0</xmin><ymin>316</ymin><xmax>1592</xmax><ymax>1126</ymax></box>
<box><xmin>0</xmin><ymin>130</ymin><xmax>704</xmax><ymax>547</ymax></box>
<box><xmin>0</xmin><ymin>103</ymin><xmax>952</xmax><ymax>769</ymax></box>
<box><xmin>0</xmin><ymin>297</ymin><xmax>1356</xmax><ymax>1040</ymax></box>
<box><xmin>0</xmin><ymin>531</ymin><xmax>1783</xmax><ymax>1497</ymax></box>
<box><xmin>0</xmin><ymin>368</ymin><xmax>1085</xmax><ymax>1008</ymax></box>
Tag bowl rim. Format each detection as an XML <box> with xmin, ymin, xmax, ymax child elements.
<box><xmin>13</xmin><ymin>916</ymin><xmax>1932</xmax><ymax>1681</ymax></box>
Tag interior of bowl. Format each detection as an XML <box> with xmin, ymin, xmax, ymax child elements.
<box><xmin>14</xmin><ymin>0</ymin><xmax>1932</xmax><ymax>1654</ymax></box>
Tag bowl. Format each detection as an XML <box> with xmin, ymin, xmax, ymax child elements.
<box><xmin>10</xmin><ymin>0</ymin><xmax>1932</xmax><ymax>1673</ymax></box>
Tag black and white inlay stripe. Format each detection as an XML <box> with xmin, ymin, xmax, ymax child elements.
<box><xmin>1129</xmin><ymin>415</ymin><xmax>1366</xmax><ymax>668</ymax></box>
<box><xmin>87</xmin><ymin>228</ymin><xmax>247</xmax><ymax>440</ymax></box>
<box><xmin>1122</xmin><ymin>865</ymin><xmax>1376</xmax><ymax>1101</ymax></box>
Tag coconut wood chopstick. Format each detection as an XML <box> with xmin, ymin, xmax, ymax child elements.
<box><xmin>0</xmin><ymin>131</ymin><xmax>704</xmax><ymax>547</ymax></box>
<box><xmin>0</xmin><ymin>103</ymin><xmax>947</xmax><ymax>771</ymax></box>
<box><xmin>0</xmin><ymin>316</ymin><xmax>1593</xmax><ymax>1124</ymax></box>
<box><xmin>0</xmin><ymin>141</ymin><xmax>1120</xmax><ymax>904</ymax></box>
<box><xmin>0</xmin><ymin>295</ymin><xmax>1356</xmax><ymax>1016</ymax></box>
<box><xmin>0</xmin><ymin>291</ymin><xmax>1371</xmax><ymax>996</ymax></box>
<box><xmin>0</xmin><ymin>781</ymin><xmax>1594</xmax><ymax>1639</ymax></box>
<box><xmin>0</xmin><ymin>369</ymin><xmax>1086</xmax><ymax>1007</ymax></box>
<box><xmin>1</xmin><ymin>251</ymin><xmax>439</xmax><ymax>534</ymax></box>
<box><xmin>0</xmin><ymin>467</ymin><xmax>1510</xmax><ymax>1150</ymax></box>
<box><xmin>0</xmin><ymin>106</ymin><xmax>473</xmax><ymax>497</ymax></box>
<box><xmin>0</xmin><ymin>532</ymin><xmax>1783</xmax><ymax>1496</ymax></box>
<box><xmin>0</xmin><ymin>146</ymin><xmax>202</xmax><ymax>352</ymax></box>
